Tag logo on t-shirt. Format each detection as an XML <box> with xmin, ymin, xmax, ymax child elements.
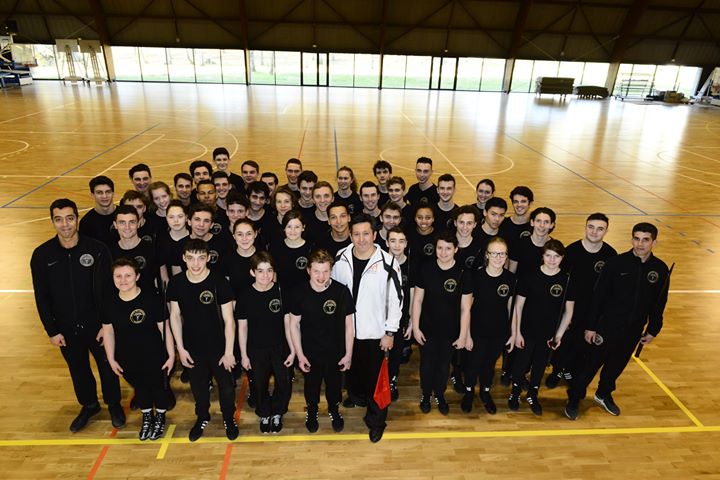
<box><xmin>647</xmin><ymin>271</ymin><xmax>659</xmax><ymax>284</ymax></box>
<box><xmin>295</xmin><ymin>256</ymin><xmax>308</xmax><ymax>269</ymax></box>
<box><xmin>550</xmin><ymin>284</ymin><xmax>563</xmax><ymax>297</ymax></box>
<box><xmin>209</xmin><ymin>250</ymin><xmax>219</xmax><ymax>264</ymax></box>
<box><xmin>519</xmin><ymin>230</ymin><xmax>531</xmax><ymax>238</ymax></box>
<box><xmin>443</xmin><ymin>278</ymin><xmax>457</xmax><ymax>293</ymax></box>
<box><xmin>269</xmin><ymin>298</ymin><xmax>282</xmax><ymax>313</ymax></box>
<box><xmin>323</xmin><ymin>299</ymin><xmax>337</xmax><ymax>314</ymax></box>
<box><xmin>497</xmin><ymin>284</ymin><xmax>510</xmax><ymax>297</ymax></box>
<box><xmin>211</xmin><ymin>223</ymin><xmax>222</xmax><ymax>235</ymax></box>
<box><xmin>199</xmin><ymin>290</ymin><xmax>214</xmax><ymax>304</ymax></box>
<box><xmin>129</xmin><ymin>308</ymin><xmax>146</xmax><ymax>324</ymax></box>
<box><xmin>134</xmin><ymin>255</ymin><xmax>147</xmax><ymax>270</ymax></box>
<box><xmin>594</xmin><ymin>260</ymin><xmax>606</xmax><ymax>273</ymax></box>
<box><xmin>423</xmin><ymin>243</ymin><xmax>435</xmax><ymax>256</ymax></box>
<box><xmin>79</xmin><ymin>253</ymin><xmax>95</xmax><ymax>267</ymax></box>
<box><xmin>141</xmin><ymin>234</ymin><xmax>153</xmax><ymax>243</ymax></box>
<box><xmin>348</xmin><ymin>204</ymin><xmax>356</xmax><ymax>215</ymax></box>
<box><xmin>465</xmin><ymin>256</ymin><xmax>476</xmax><ymax>269</ymax></box>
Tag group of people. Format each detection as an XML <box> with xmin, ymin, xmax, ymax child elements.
<box><xmin>30</xmin><ymin>150</ymin><xmax>671</xmax><ymax>444</ymax></box>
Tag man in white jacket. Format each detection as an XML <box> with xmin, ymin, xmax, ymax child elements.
<box><xmin>332</xmin><ymin>213</ymin><xmax>402</xmax><ymax>442</ymax></box>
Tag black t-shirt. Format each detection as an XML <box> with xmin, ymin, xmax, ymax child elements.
<box><xmin>222</xmin><ymin>249</ymin><xmax>256</xmax><ymax>298</ymax></box>
<box><xmin>434</xmin><ymin>204</ymin><xmax>458</xmax><ymax>233</ymax></box>
<box><xmin>414</xmin><ymin>261</ymin><xmax>472</xmax><ymax>340</ymax></box>
<box><xmin>406</xmin><ymin>228</ymin><xmax>436</xmax><ymax>274</ymax></box>
<box><xmin>303</xmin><ymin>211</ymin><xmax>329</xmax><ymax>245</ymax></box>
<box><xmin>499</xmin><ymin>217</ymin><xmax>532</xmax><ymax>247</ymax></box>
<box><xmin>103</xmin><ymin>289</ymin><xmax>166</xmax><ymax>369</ymax></box>
<box><xmin>516</xmin><ymin>267</ymin><xmax>575</xmax><ymax>340</ymax></box>
<box><xmin>315</xmin><ymin>231</ymin><xmax>351</xmax><ymax>259</ymax></box>
<box><xmin>456</xmin><ymin>235</ymin><xmax>486</xmax><ymax>271</ymax></box>
<box><xmin>400</xmin><ymin>204</ymin><xmax>414</xmax><ymax>230</ymax></box>
<box><xmin>79</xmin><ymin>209</ymin><xmax>117</xmax><ymax>247</ymax></box>
<box><xmin>405</xmin><ymin>183</ymin><xmax>439</xmax><ymax>206</ymax></box>
<box><xmin>351</xmin><ymin>255</ymin><xmax>370</xmax><ymax>301</ymax></box>
<box><xmin>470</xmin><ymin>268</ymin><xmax>515</xmax><ymax>339</ymax></box>
<box><xmin>139</xmin><ymin>215</ymin><xmax>163</xmax><ymax>245</ymax></box>
<box><xmin>156</xmin><ymin>230</ymin><xmax>188</xmax><ymax>271</ymax></box>
<box><xmin>110</xmin><ymin>239</ymin><xmax>160</xmax><ymax>295</ymax></box>
<box><xmin>228</xmin><ymin>172</ymin><xmax>244</xmax><ymax>193</ymax></box>
<box><xmin>290</xmin><ymin>280</ymin><xmax>355</xmax><ymax>359</ymax></box>
<box><xmin>334</xmin><ymin>192</ymin><xmax>363</xmax><ymax>216</ymax></box>
<box><xmin>378</xmin><ymin>191</ymin><xmax>390</xmax><ymax>208</ymax></box>
<box><xmin>510</xmin><ymin>235</ymin><xmax>546</xmax><ymax>279</ymax></box>
<box><xmin>562</xmin><ymin>240</ymin><xmax>617</xmax><ymax>325</ymax></box>
<box><xmin>270</xmin><ymin>240</ymin><xmax>312</xmax><ymax>291</ymax></box>
<box><xmin>166</xmin><ymin>271</ymin><xmax>234</xmax><ymax>355</ymax></box>
<box><xmin>262</xmin><ymin>214</ymin><xmax>285</xmax><ymax>250</ymax></box>
<box><xmin>211</xmin><ymin>208</ymin><xmax>231</xmax><ymax>238</ymax></box>
<box><xmin>235</xmin><ymin>283</ymin><xmax>287</xmax><ymax>350</ymax></box>
<box><xmin>205</xmin><ymin>233</ymin><xmax>234</xmax><ymax>270</ymax></box>
<box><xmin>399</xmin><ymin>258</ymin><xmax>411</xmax><ymax>330</ymax></box>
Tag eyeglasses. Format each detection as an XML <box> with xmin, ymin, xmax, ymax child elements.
<box><xmin>487</xmin><ymin>251</ymin><xmax>508</xmax><ymax>258</ymax></box>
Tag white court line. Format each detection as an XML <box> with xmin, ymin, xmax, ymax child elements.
<box><xmin>0</xmin><ymin>102</ymin><xmax>76</xmax><ymax>125</ymax></box>
<box><xmin>2</xmin><ymin>289</ymin><xmax>719</xmax><ymax>294</ymax></box>
<box><xmin>95</xmin><ymin>135</ymin><xmax>166</xmax><ymax>175</ymax></box>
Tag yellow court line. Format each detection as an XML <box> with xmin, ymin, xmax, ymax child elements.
<box><xmin>1</xmin><ymin>425</ymin><xmax>719</xmax><ymax>448</ymax></box>
<box><xmin>156</xmin><ymin>424</ymin><xmax>176</xmax><ymax>460</ymax></box>
<box><xmin>633</xmin><ymin>356</ymin><xmax>704</xmax><ymax>427</ymax></box>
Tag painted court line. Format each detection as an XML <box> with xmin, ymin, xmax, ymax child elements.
<box><xmin>0</xmin><ymin>101</ymin><xmax>76</xmax><ymax>125</ymax></box>
<box><xmin>633</xmin><ymin>356</ymin><xmax>704</xmax><ymax>427</ymax></box>
<box><xmin>1</xmin><ymin>425</ymin><xmax>719</xmax><ymax>448</ymax></box>
<box><xmin>95</xmin><ymin>134</ymin><xmax>165</xmax><ymax>176</ymax></box>
<box><xmin>156</xmin><ymin>424</ymin><xmax>176</xmax><ymax>460</ymax></box>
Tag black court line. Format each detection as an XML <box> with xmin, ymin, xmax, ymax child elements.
<box><xmin>504</xmin><ymin>134</ymin><xmax>648</xmax><ymax>215</ymax></box>
<box><xmin>1</xmin><ymin>123</ymin><xmax>160</xmax><ymax>208</ymax></box>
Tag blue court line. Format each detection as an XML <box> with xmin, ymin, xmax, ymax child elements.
<box><xmin>504</xmin><ymin>134</ymin><xmax>647</xmax><ymax>215</ymax></box>
<box><xmin>1</xmin><ymin>123</ymin><xmax>160</xmax><ymax>208</ymax></box>
<box><xmin>333</xmin><ymin>126</ymin><xmax>340</xmax><ymax>171</ymax></box>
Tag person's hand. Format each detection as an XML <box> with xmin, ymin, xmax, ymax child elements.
<box><xmin>178</xmin><ymin>348</ymin><xmax>194</xmax><ymax>368</ymax></box>
<box><xmin>505</xmin><ymin>335</ymin><xmax>515</xmax><ymax>353</ymax></box>
<box><xmin>49</xmin><ymin>333</ymin><xmax>66</xmax><ymax>347</ymax></box>
<box><xmin>403</xmin><ymin>325</ymin><xmax>412</xmax><ymax>341</ymax></box>
<box><xmin>219</xmin><ymin>353</ymin><xmax>236</xmax><ymax>372</ymax></box>
<box><xmin>338</xmin><ymin>354</ymin><xmax>352</xmax><ymax>372</ymax></box>
<box><xmin>547</xmin><ymin>336</ymin><xmax>561</xmax><ymax>350</ymax></box>
<box><xmin>413</xmin><ymin>329</ymin><xmax>426</xmax><ymax>346</ymax></box>
<box><xmin>465</xmin><ymin>336</ymin><xmax>474</xmax><ymax>352</ymax></box>
<box><xmin>452</xmin><ymin>336</ymin><xmax>466</xmax><ymax>350</ymax></box>
<box><xmin>297</xmin><ymin>354</ymin><xmax>311</xmax><ymax>373</ymax></box>
<box><xmin>639</xmin><ymin>333</ymin><xmax>655</xmax><ymax>345</ymax></box>
<box><xmin>515</xmin><ymin>333</ymin><xmax>525</xmax><ymax>349</ymax></box>
<box><xmin>241</xmin><ymin>355</ymin><xmax>252</xmax><ymax>371</ymax></box>
<box><xmin>109</xmin><ymin>358</ymin><xmax>123</xmax><ymax>377</ymax></box>
<box><xmin>584</xmin><ymin>330</ymin><xmax>597</xmax><ymax>345</ymax></box>
<box><xmin>380</xmin><ymin>335</ymin><xmax>394</xmax><ymax>352</ymax></box>
<box><xmin>283</xmin><ymin>352</ymin><xmax>295</xmax><ymax>368</ymax></box>
<box><xmin>95</xmin><ymin>328</ymin><xmax>104</xmax><ymax>346</ymax></box>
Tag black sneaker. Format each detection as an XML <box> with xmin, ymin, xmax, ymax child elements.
<box><xmin>342</xmin><ymin>394</ymin><xmax>367</xmax><ymax>408</ymax></box>
<box><xmin>188</xmin><ymin>417</ymin><xmax>209</xmax><ymax>442</ymax></box>
<box><xmin>508</xmin><ymin>385</ymin><xmax>520</xmax><ymax>411</ymax></box>
<box><xmin>545</xmin><ymin>370</ymin><xmax>562</xmax><ymax>389</ymax></box>
<box><xmin>563</xmin><ymin>371</ymin><xmax>573</xmax><ymax>381</ymax></box>
<box><xmin>564</xmin><ymin>399</ymin><xmax>580</xmax><ymax>421</ymax></box>
<box><xmin>461</xmin><ymin>391</ymin><xmax>474</xmax><ymax>413</ymax></box>
<box><xmin>224</xmin><ymin>418</ymin><xmax>239</xmax><ymax>440</ymax></box>
<box><xmin>435</xmin><ymin>395</ymin><xmax>450</xmax><ymax>415</ymax></box>
<box><xmin>500</xmin><ymin>371</ymin><xmax>511</xmax><ymax>387</ymax></box>
<box><xmin>526</xmin><ymin>395</ymin><xmax>543</xmax><ymax>416</ymax></box>
<box><xmin>130</xmin><ymin>393</ymin><xmax>139</xmax><ymax>411</ymax></box>
<box><xmin>419</xmin><ymin>395</ymin><xmax>431</xmax><ymax>414</ymax></box>
<box><xmin>369</xmin><ymin>427</ymin><xmax>384</xmax><ymax>443</ymax></box>
<box><xmin>451</xmin><ymin>374</ymin><xmax>465</xmax><ymax>394</ymax></box>
<box><xmin>208</xmin><ymin>379</ymin><xmax>214</xmax><ymax>392</ymax></box>
<box><xmin>108</xmin><ymin>404</ymin><xmax>126</xmax><ymax>428</ymax></box>
<box><xmin>270</xmin><ymin>414</ymin><xmax>283</xmax><ymax>433</ymax></box>
<box><xmin>479</xmin><ymin>388</ymin><xmax>497</xmax><ymax>415</ymax></box>
<box><xmin>594</xmin><ymin>393</ymin><xmax>621</xmax><ymax>416</ymax></box>
<box><xmin>180</xmin><ymin>368</ymin><xmax>190</xmax><ymax>384</ymax></box>
<box><xmin>150</xmin><ymin>411</ymin><xmax>166</xmax><ymax>440</ymax></box>
<box><xmin>70</xmin><ymin>403</ymin><xmax>101</xmax><ymax>433</ymax></box>
<box><xmin>139</xmin><ymin>411</ymin><xmax>154</xmax><ymax>441</ymax></box>
<box><xmin>259</xmin><ymin>416</ymin><xmax>271</xmax><ymax>434</ymax></box>
<box><xmin>390</xmin><ymin>379</ymin><xmax>399</xmax><ymax>402</ymax></box>
<box><xmin>246</xmin><ymin>391</ymin><xmax>257</xmax><ymax>409</ymax></box>
<box><xmin>329</xmin><ymin>409</ymin><xmax>344</xmax><ymax>432</ymax></box>
<box><xmin>305</xmin><ymin>405</ymin><xmax>319</xmax><ymax>433</ymax></box>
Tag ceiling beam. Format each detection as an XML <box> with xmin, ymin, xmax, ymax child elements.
<box><xmin>508</xmin><ymin>0</ymin><xmax>534</xmax><ymax>58</ymax></box>
<box><xmin>670</xmin><ymin>0</ymin><xmax>705</xmax><ymax>61</ymax></box>
<box><xmin>247</xmin><ymin>0</ymin><xmax>306</xmax><ymax>44</ymax></box>
<box><xmin>87</xmin><ymin>0</ymin><xmax>111</xmax><ymax>44</ymax></box>
<box><xmin>609</xmin><ymin>0</ymin><xmax>649</xmax><ymax>63</ymax></box>
<box><xmin>385</xmin><ymin>0</ymin><xmax>454</xmax><ymax>49</ymax></box>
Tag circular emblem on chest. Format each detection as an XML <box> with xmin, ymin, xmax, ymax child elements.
<box><xmin>497</xmin><ymin>283</ymin><xmax>510</xmax><ymax>297</ymax></box>
<box><xmin>423</xmin><ymin>243</ymin><xmax>435</xmax><ymax>256</ymax></box>
<box><xmin>79</xmin><ymin>253</ymin><xmax>94</xmax><ymax>267</ymax></box>
<box><xmin>594</xmin><ymin>260</ymin><xmax>605</xmax><ymax>273</ymax></box>
<box><xmin>550</xmin><ymin>284</ymin><xmax>563</xmax><ymax>297</ymax></box>
<box><xmin>323</xmin><ymin>299</ymin><xmax>337</xmax><ymax>314</ymax></box>
<box><xmin>269</xmin><ymin>298</ymin><xmax>282</xmax><ymax>313</ymax></box>
<box><xmin>134</xmin><ymin>255</ymin><xmax>147</xmax><ymax>269</ymax></box>
<box><xmin>295</xmin><ymin>256</ymin><xmax>308</xmax><ymax>269</ymax></box>
<box><xmin>129</xmin><ymin>308</ymin><xmax>146</xmax><ymax>324</ymax></box>
<box><xmin>210</xmin><ymin>223</ymin><xmax>222</xmax><ymax>235</ymax></box>
<box><xmin>199</xmin><ymin>290</ymin><xmax>214</xmax><ymax>304</ymax></box>
<box><xmin>443</xmin><ymin>278</ymin><xmax>458</xmax><ymax>293</ymax></box>
<box><xmin>647</xmin><ymin>271</ymin><xmax>659</xmax><ymax>283</ymax></box>
<box><xmin>208</xmin><ymin>250</ymin><xmax>219</xmax><ymax>264</ymax></box>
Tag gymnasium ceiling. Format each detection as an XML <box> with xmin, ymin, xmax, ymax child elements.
<box><xmin>2</xmin><ymin>0</ymin><xmax>720</xmax><ymax>66</ymax></box>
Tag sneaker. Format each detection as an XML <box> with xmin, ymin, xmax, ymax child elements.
<box><xmin>526</xmin><ymin>395</ymin><xmax>543</xmax><ymax>416</ymax></box>
<box><xmin>139</xmin><ymin>411</ymin><xmax>154</xmax><ymax>441</ymax></box>
<box><xmin>329</xmin><ymin>409</ymin><xmax>344</xmax><ymax>432</ymax></box>
<box><xmin>545</xmin><ymin>370</ymin><xmax>562</xmax><ymax>389</ymax></box>
<box><xmin>342</xmin><ymin>394</ymin><xmax>367</xmax><ymax>408</ymax></box>
<box><xmin>270</xmin><ymin>414</ymin><xmax>283</xmax><ymax>433</ymax></box>
<box><xmin>130</xmin><ymin>393</ymin><xmax>139</xmax><ymax>411</ymax></box>
<box><xmin>259</xmin><ymin>416</ymin><xmax>271</xmax><ymax>434</ymax></box>
<box><xmin>305</xmin><ymin>404</ymin><xmax>319</xmax><ymax>433</ymax></box>
<box><xmin>369</xmin><ymin>427</ymin><xmax>384</xmax><ymax>443</ymax></box>
<box><xmin>419</xmin><ymin>395</ymin><xmax>431</xmax><ymax>414</ymax></box>
<box><xmin>188</xmin><ymin>417</ymin><xmax>209</xmax><ymax>442</ymax></box>
<box><xmin>563</xmin><ymin>371</ymin><xmax>573</xmax><ymax>381</ymax></box>
<box><xmin>594</xmin><ymin>393</ymin><xmax>621</xmax><ymax>416</ymax></box>
<box><xmin>435</xmin><ymin>395</ymin><xmax>450</xmax><ymax>416</ymax></box>
<box><xmin>224</xmin><ymin>418</ymin><xmax>239</xmax><ymax>440</ymax></box>
<box><xmin>479</xmin><ymin>388</ymin><xmax>497</xmax><ymax>415</ymax></box>
<box><xmin>208</xmin><ymin>379</ymin><xmax>214</xmax><ymax>392</ymax></box>
<box><xmin>500</xmin><ymin>371</ymin><xmax>511</xmax><ymax>387</ymax></box>
<box><xmin>180</xmin><ymin>368</ymin><xmax>190</xmax><ymax>383</ymax></box>
<box><xmin>108</xmin><ymin>403</ymin><xmax>126</xmax><ymax>428</ymax></box>
<box><xmin>565</xmin><ymin>399</ymin><xmax>580</xmax><ymax>421</ymax></box>
<box><xmin>461</xmin><ymin>391</ymin><xmax>474</xmax><ymax>413</ymax></box>
<box><xmin>390</xmin><ymin>379</ymin><xmax>399</xmax><ymax>402</ymax></box>
<box><xmin>246</xmin><ymin>391</ymin><xmax>257</xmax><ymax>409</ymax></box>
<box><xmin>451</xmin><ymin>374</ymin><xmax>465</xmax><ymax>394</ymax></box>
<box><xmin>508</xmin><ymin>386</ymin><xmax>520</xmax><ymax>411</ymax></box>
<box><xmin>69</xmin><ymin>403</ymin><xmax>101</xmax><ymax>433</ymax></box>
<box><xmin>150</xmin><ymin>411</ymin><xmax>166</xmax><ymax>440</ymax></box>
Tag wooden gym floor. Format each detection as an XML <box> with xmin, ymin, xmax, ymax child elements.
<box><xmin>0</xmin><ymin>82</ymin><xmax>719</xmax><ymax>479</ymax></box>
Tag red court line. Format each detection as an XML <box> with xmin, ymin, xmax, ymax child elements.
<box><xmin>86</xmin><ymin>399</ymin><xmax>130</xmax><ymax>480</ymax></box>
<box><xmin>297</xmin><ymin>121</ymin><xmax>309</xmax><ymax>159</ymax></box>
<box><xmin>220</xmin><ymin>375</ymin><xmax>248</xmax><ymax>479</ymax></box>
<box><xmin>219</xmin><ymin>444</ymin><xmax>234</xmax><ymax>480</ymax></box>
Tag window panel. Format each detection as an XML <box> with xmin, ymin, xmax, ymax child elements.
<box><xmin>329</xmin><ymin>53</ymin><xmax>354</xmax><ymax>86</ymax></box>
<box><xmin>139</xmin><ymin>47</ymin><xmax>168</xmax><ymax>81</ymax></box>
<box><xmin>510</xmin><ymin>59</ymin><xmax>534</xmax><ymax>92</ymax></box>
<box><xmin>354</xmin><ymin>54</ymin><xmax>380</xmax><ymax>87</ymax></box>
<box><xmin>249</xmin><ymin>50</ymin><xmax>275</xmax><ymax>84</ymax></box>
<box><xmin>480</xmin><ymin>58</ymin><xmax>505</xmax><ymax>91</ymax></box>
<box><xmin>302</xmin><ymin>52</ymin><xmax>318</xmax><ymax>85</ymax></box>
<box><xmin>30</xmin><ymin>44</ymin><xmax>60</xmax><ymax>79</ymax></box>
<box><xmin>654</xmin><ymin>65</ymin><xmax>679</xmax><ymax>92</ymax></box>
<box><xmin>220</xmin><ymin>50</ymin><xmax>246</xmax><ymax>84</ymax></box>
<box><xmin>194</xmin><ymin>49</ymin><xmax>221</xmax><ymax>83</ymax></box>
<box><xmin>167</xmin><ymin>48</ymin><xmax>196</xmax><ymax>82</ymax></box>
<box><xmin>440</xmin><ymin>57</ymin><xmax>456</xmax><ymax>89</ymax></box>
<box><xmin>581</xmin><ymin>62</ymin><xmax>608</xmax><ymax>86</ymax></box>
<box><xmin>381</xmin><ymin>55</ymin><xmax>406</xmax><ymax>88</ymax></box>
<box><xmin>676</xmin><ymin>66</ymin><xmax>701</xmax><ymax>96</ymax></box>
<box><xmin>558</xmin><ymin>61</ymin><xmax>584</xmax><ymax>84</ymax></box>
<box><xmin>111</xmin><ymin>46</ymin><xmax>141</xmax><ymax>81</ymax></box>
<box><xmin>275</xmin><ymin>51</ymin><xmax>301</xmax><ymax>85</ymax></box>
<box><xmin>456</xmin><ymin>57</ymin><xmax>482</xmax><ymax>91</ymax></box>
<box><xmin>405</xmin><ymin>56</ymin><xmax>431</xmax><ymax>89</ymax></box>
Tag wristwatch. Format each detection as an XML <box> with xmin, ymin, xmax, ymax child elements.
<box><xmin>385</xmin><ymin>331</ymin><xmax>394</xmax><ymax>337</ymax></box>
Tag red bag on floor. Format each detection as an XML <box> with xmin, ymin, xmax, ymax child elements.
<box><xmin>373</xmin><ymin>354</ymin><xmax>391</xmax><ymax>410</ymax></box>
